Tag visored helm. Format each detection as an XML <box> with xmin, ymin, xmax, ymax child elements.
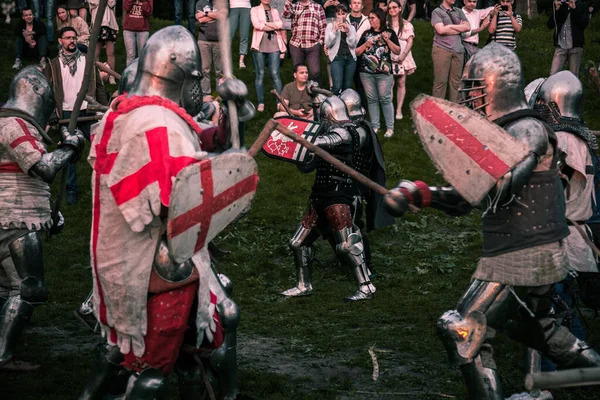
<box><xmin>459</xmin><ymin>43</ymin><xmax>526</xmax><ymax>120</ymax></box>
<box><xmin>319</xmin><ymin>96</ymin><xmax>350</xmax><ymax>123</ymax></box>
<box><xmin>134</xmin><ymin>26</ymin><xmax>203</xmax><ymax>116</ymax></box>
<box><xmin>119</xmin><ymin>58</ymin><xmax>139</xmax><ymax>95</ymax></box>
<box><xmin>536</xmin><ymin>70</ymin><xmax>583</xmax><ymax>120</ymax></box>
<box><xmin>340</xmin><ymin>89</ymin><xmax>365</xmax><ymax>119</ymax></box>
<box><xmin>5</xmin><ymin>66</ymin><xmax>56</xmax><ymax>127</ymax></box>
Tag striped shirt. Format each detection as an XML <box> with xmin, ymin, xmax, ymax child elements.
<box><xmin>490</xmin><ymin>12</ymin><xmax>522</xmax><ymax>50</ymax></box>
<box><xmin>282</xmin><ymin>0</ymin><xmax>326</xmax><ymax>48</ymax></box>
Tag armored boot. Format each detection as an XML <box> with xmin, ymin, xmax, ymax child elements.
<box><xmin>281</xmin><ymin>246</ymin><xmax>314</xmax><ymax>297</ymax></box>
<box><xmin>125</xmin><ymin>368</ymin><xmax>167</xmax><ymax>400</ymax></box>
<box><xmin>0</xmin><ymin>295</ymin><xmax>37</xmax><ymax>371</ymax></box>
<box><xmin>79</xmin><ymin>344</ymin><xmax>124</xmax><ymax>400</ymax></box>
<box><xmin>558</xmin><ymin>338</ymin><xmax>600</xmax><ymax>368</ymax></box>
<box><xmin>176</xmin><ymin>362</ymin><xmax>218</xmax><ymax>400</ymax></box>
<box><xmin>333</xmin><ymin>228</ymin><xmax>375</xmax><ymax>302</ymax></box>
<box><xmin>210</xmin><ymin>298</ymin><xmax>240</xmax><ymax>400</ymax></box>
<box><xmin>74</xmin><ymin>291</ymin><xmax>98</xmax><ymax>333</ymax></box>
<box><xmin>460</xmin><ymin>354</ymin><xmax>504</xmax><ymax>400</ymax></box>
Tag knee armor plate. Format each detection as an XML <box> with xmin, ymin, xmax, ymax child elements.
<box><xmin>437</xmin><ymin>309</ymin><xmax>487</xmax><ymax>366</ymax></box>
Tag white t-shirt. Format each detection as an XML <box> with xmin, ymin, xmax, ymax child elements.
<box><xmin>60</xmin><ymin>56</ymin><xmax>88</xmax><ymax>112</ymax></box>
<box><xmin>230</xmin><ymin>0</ymin><xmax>251</xmax><ymax>8</ymax></box>
<box><xmin>462</xmin><ymin>7</ymin><xmax>493</xmax><ymax>45</ymax></box>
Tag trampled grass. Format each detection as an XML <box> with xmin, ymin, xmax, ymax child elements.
<box><xmin>1</xmin><ymin>14</ymin><xmax>600</xmax><ymax>400</ymax></box>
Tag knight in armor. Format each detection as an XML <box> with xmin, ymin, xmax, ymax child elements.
<box><xmin>78</xmin><ymin>26</ymin><xmax>251</xmax><ymax>399</ymax></box>
<box><xmin>383</xmin><ymin>43</ymin><xmax>600</xmax><ymax>399</ymax></box>
<box><xmin>0</xmin><ymin>66</ymin><xmax>85</xmax><ymax>371</ymax></box>
<box><xmin>281</xmin><ymin>95</ymin><xmax>392</xmax><ymax>302</ymax></box>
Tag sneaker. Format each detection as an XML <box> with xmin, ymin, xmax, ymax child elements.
<box><xmin>12</xmin><ymin>58</ymin><xmax>22</xmax><ymax>70</ymax></box>
<box><xmin>39</xmin><ymin>57</ymin><xmax>47</xmax><ymax>70</ymax></box>
<box><xmin>395</xmin><ymin>112</ymin><xmax>403</xmax><ymax>120</ymax></box>
<box><xmin>239</xmin><ymin>59</ymin><xmax>246</xmax><ymax>69</ymax></box>
<box><xmin>384</xmin><ymin>129</ymin><xmax>394</xmax><ymax>138</ymax></box>
<box><xmin>373</xmin><ymin>128</ymin><xmax>379</xmax><ymax>134</ymax></box>
<box><xmin>257</xmin><ymin>104</ymin><xmax>265</xmax><ymax>112</ymax></box>
<box><xmin>109</xmin><ymin>75</ymin><xmax>116</xmax><ymax>85</ymax></box>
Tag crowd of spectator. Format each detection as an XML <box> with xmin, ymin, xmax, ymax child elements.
<box><xmin>4</xmin><ymin>0</ymin><xmax>596</xmax><ymax>143</ymax></box>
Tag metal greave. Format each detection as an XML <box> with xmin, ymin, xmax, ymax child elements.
<box><xmin>460</xmin><ymin>354</ymin><xmax>504</xmax><ymax>400</ymax></box>
<box><xmin>79</xmin><ymin>344</ymin><xmax>124</xmax><ymax>400</ymax></box>
<box><xmin>0</xmin><ymin>295</ymin><xmax>34</xmax><ymax>363</ymax></box>
<box><xmin>210</xmin><ymin>298</ymin><xmax>240</xmax><ymax>400</ymax></box>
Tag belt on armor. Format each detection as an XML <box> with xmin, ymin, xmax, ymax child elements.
<box><xmin>566</xmin><ymin>220</ymin><xmax>586</xmax><ymax>226</ymax></box>
<box><xmin>331</xmin><ymin>175</ymin><xmax>353</xmax><ymax>184</ymax></box>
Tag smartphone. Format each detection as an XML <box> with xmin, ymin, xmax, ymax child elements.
<box><xmin>500</xmin><ymin>5</ymin><xmax>509</xmax><ymax>11</ymax></box>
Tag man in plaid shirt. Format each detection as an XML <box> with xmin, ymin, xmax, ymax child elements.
<box><xmin>283</xmin><ymin>0</ymin><xmax>326</xmax><ymax>84</ymax></box>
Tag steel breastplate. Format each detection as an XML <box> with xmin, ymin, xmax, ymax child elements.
<box><xmin>481</xmin><ymin>168</ymin><xmax>570</xmax><ymax>257</ymax></box>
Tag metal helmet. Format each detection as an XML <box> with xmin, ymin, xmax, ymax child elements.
<box><xmin>319</xmin><ymin>96</ymin><xmax>350</xmax><ymax>123</ymax></box>
<box><xmin>4</xmin><ymin>66</ymin><xmax>56</xmax><ymax>127</ymax></box>
<box><xmin>524</xmin><ymin>78</ymin><xmax>546</xmax><ymax>109</ymax></box>
<box><xmin>459</xmin><ymin>43</ymin><xmax>528</xmax><ymax>121</ymax></box>
<box><xmin>340</xmin><ymin>89</ymin><xmax>365</xmax><ymax>119</ymax></box>
<box><xmin>118</xmin><ymin>58</ymin><xmax>139</xmax><ymax>95</ymax></box>
<box><xmin>129</xmin><ymin>26</ymin><xmax>203</xmax><ymax>116</ymax></box>
<box><xmin>536</xmin><ymin>71</ymin><xmax>583</xmax><ymax>120</ymax></box>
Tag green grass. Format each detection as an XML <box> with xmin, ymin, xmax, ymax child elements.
<box><xmin>1</xmin><ymin>15</ymin><xmax>600</xmax><ymax>400</ymax></box>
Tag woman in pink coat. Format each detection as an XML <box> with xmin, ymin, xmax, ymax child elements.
<box><xmin>251</xmin><ymin>0</ymin><xmax>286</xmax><ymax>112</ymax></box>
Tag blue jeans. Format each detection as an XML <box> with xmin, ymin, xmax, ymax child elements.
<box><xmin>229</xmin><ymin>8</ymin><xmax>250</xmax><ymax>56</ymax></box>
<box><xmin>174</xmin><ymin>0</ymin><xmax>196</xmax><ymax>33</ymax></box>
<box><xmin>330</xmin><ymin>54</ymin><xmax>356</xmax><ymax>95</ymax></box>
<box><xmin>123</xmin><ymin>30</ymin><xmax>149</xmax><ymax>67</ymax></box>
<box><xmin>252</xmin><ymin>51</ymin><xmax>282</xmax><ymax>104</ymax></box>
<box><xmin>62</xmin><ymin>110</ymin><xmax>93</xmax><ymax>194</ymax></box>
<box><xmin>46</xmin><ymin>0</ymin><xmax>55</xmax><ymax>42</ymax></box>
<box><xmin>359</xmin><ymin>72</ymin><xmax>394</xmax><ymax>130</ymax></box>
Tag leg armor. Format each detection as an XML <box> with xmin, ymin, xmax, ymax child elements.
<box><xmin>79</xmin><ymin>344</ymin><xmax>124</xmax><ymax>400</ymax></box>
<box><xmin>209</xmin><ymin>297</ymin><xmax>240</xmax><ymax>400</ymax></box>
<box><xmin>176</xmin><ymin>361</ymin><xmax>218</xmax><ymax>400</ymax></box>
<box><xmin>0</xmin><ymin>232</ymin><xmax>47</xmax><ymax>364</ymax></box>
<box><xmin>326</xmin><ymin>205</ymin><xmax>375</xmax><ymax>302</ymax></box>
<box><xmin>125</xmin><ymin>368</ymin><xmax>167</xmax><ymax>400</ymax></box>
<box><xmin>281</xmin><ymin>207</ymin><xmax>320</xmax><ymax>297</ymax></box>
<box><xmin>74</xmin><ymin>291</ymin><xmax>99</xmax><ymax>333</ymax></box>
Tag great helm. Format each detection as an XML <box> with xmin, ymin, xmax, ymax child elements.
<box><xmin>133</xmin><ymin>26</ymin><xmax>203</xmax><ymax>116</ymax></box>
<box><xmin>5</xmin><ymin>66</ymin><xmax>56</xmax><ymax>128</ymax></box>
<box><xmin>119</xmin><ymin>58</ymin><xmax>139</xmax><ymax>95</ymax></box>
<box><xmin>536</xmin><ymin>70</ymin><xmax>583</xmax><ymax>120</ymax></box>
<box><xmin>459</xmin><ymin>43</ymin><xmax>527</xmax><ymax>120</ymax></box>
<box><xmin>340</xmin><ymin>89</ymin><xmax>365</xmax><ymax>119</ymax></box>
<box><xmin>319</xmin><ymin>96</ymin><xmax>351</xmax><ymax>123</ymax></box>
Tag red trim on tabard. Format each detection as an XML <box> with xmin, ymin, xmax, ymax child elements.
<box><xmin>415</xmin><ymin>99</ymin><xmax>510</xmax><ymax>180</ymax></box>
<box><xmin>0</xmin><ymin>162</ymin><xmax>24</xmax><ymax>173</ymax></box>
<box><xmin>167</xmin><ymin>159</ymin><xmax>259</xmax><ymax>253</ymax></box>
<box><xmin>414</xmin><ymin>181</ymin><xmax>432</xmax><ymax>208</ymax></box>
<box><xmin>108</xmin><ymin>127</ymin><xmax>197</xmax><ymax>207</ymax></box>
<box><xmin>12</xmin><ymin>119</ymin><xmax>44</xmax><ymax>155</ymax></box>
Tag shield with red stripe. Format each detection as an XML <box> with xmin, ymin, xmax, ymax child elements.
<box><xmin>167</xmin><ymin>153</ymin><xmax>259</xmax><ymax>264</ymax></box>
<box><xmin>261</xmin><ymin>116</ymin><xmax>323</xmax><ymax>165</ymax></box>
<box><xmin>411</xmin><ymin>94</ymin><xmax>529</xmax><ymax>205</ymax></box>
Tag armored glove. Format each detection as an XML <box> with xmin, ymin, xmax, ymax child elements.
<box><xmin>383</xmin><ymin>187</ymin><xmax>410</xmax><ymax>217</ymax></box>
<box><xmin>59</xmin><ymin>126</ymin><xmax>86</xmax><ymax>163</ymax></box>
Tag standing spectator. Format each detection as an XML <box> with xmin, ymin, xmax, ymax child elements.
<box><xmin>3</xmin><ymin>0</ymin><xmax>15</xmax><ymax>24</ymax></box>
<box><xmin>274</xmin><ymin>64</ymin><xmax>314</xmax><ymax>119</ymax></box>
<box><xmin>373</xmin><ymin>0</ymin><xmax>387</xmax><ymax>12</ymax></box>
<box><xmin>461</xmin><ymin>0</ymin><xmax>492</xmax><ymax>58</ymax></box>
<box><xmin>230</xmin><ymin>0</ymin><xmax>252</xmax><ymax>69</ymax></box>
<box><xmin>400</xmin><ymin>0</ymin><xmax>417</xmax><ymax>22</ymax></box>
<box><xmin>322</xmin><ymin>0</ymin><xmax>347</xmax><ymax>19</ymax></box>
<box><xmin>325</xmin><ymin>4</ymin><xmax>357</xmax><ymax>95</ymax></box>
<box><xmin>388</xmin><ymin>0</ymin><xmax>416</xmax><ymax>120</ymax></box>
<box><xmin>356</xmin><ymin>8</ymin><xmax>401</xmax><ymax>138</ymax></box>
<box><xmin>45</xmin><ymin>0</ymin><xmax>56</xmax><ymax>42</ymax></box>
<box><xmin>347</xmin><ymin>0</ymin><xmax>370</xmax><ymax>103</ymax></box>
<box><xmin>67</xmin><ymin>0</ymin><xmax>87</xmax><ymax>21</ymax></box>
<box><xmin>430</xmin><ymin>0</ymin><xmax>470</xmax><ymax>102</ymax></box>
<box><xmin>548</xmin><ymin>0</ymin><xmax>590</xmax><ymax>76</ymax></box>
<box><xmin>271</xmin><ymin>0</ymin><xmax>292</xmax><ymax>62</ymax></box>
<box><xmin>12</xmin><ymin>7</ymin><xmax>48</xmax><ymax>70</ymax></box>
<box><xmin>56</xmin><ymin>4</ymin><xmax>90</xmax><ymax>52</ymax></box>
<box><xmin>42</xmin><ymin>26</ymin><xmax>109</xmax><ymax>205</ymax></box>
<box><xmin>196</xmin><ymin>0</ymin><xmax>227</xmax><ymax>100</ymax></box>
<box><xmin>174</xmin><ymin>0</ymin><xmax>196</xmax><ymax>32</ymax></box>
<box><xmin>488</xmin><ymin>0</ymin><xmax>522</xmax><ymax>51</ymax></box>
<box><xmin>123</xmin><ymin>0</ymin><xmax>152</xmax><ymax>67</ymax></box>
<box><xmin>282</xmin><ymin>0</ymin><xmax>326</xmax><ymax>84</ymax></box>
<box><xmin>89</xmin><ymin>0</ymin><xmax>119</xmax><ymax>85</ymax></box>
<box><xmin>251</xmin><ymin>0</ymin><xmax>285</xmax><ymax>112</ymax></box>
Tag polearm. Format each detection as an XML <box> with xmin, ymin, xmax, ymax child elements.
<box><xmin>94</xmin><ymin>61</ymin><xmax>121</xmax><ymax>80</ymax></box>
<box><xmin>215</xmin><ymin>0</ymin><xmax>240</xmax><ymax>149</ymax></box>
<box><xmin>270</xmin><ymin>89</ymin><xmax>293</xmax><ymax>116</ymax></box>
<box><xmin>525</xmin><ymin>368</ymin><xmax>600</xmax><ymax>391</ymax></box>
<box><xmin>49</xmin><ymin>0</ymin><xmax>108</xmax><ymax>239</ymax></box>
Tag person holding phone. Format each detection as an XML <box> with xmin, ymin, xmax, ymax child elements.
<box><xmin>275</xmin><ymin>64</ymin><xmax>314</xmax><ymax>119</ymax></box>
<box><xmin>488</xmin><ymin>0</ymin><xmax>522</xmax><ymax>51</ymax></box>
<box><xmin>548</xmin><ymin>0</ymin><xmax>590</xmax><ymax>76</ymax></box>
<box><xmin>325</xmin><ymin>4</ymin><xmax>357</xmax><ymax>95</ymax></box>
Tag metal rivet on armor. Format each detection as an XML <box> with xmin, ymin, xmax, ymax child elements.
<box><xmin>438</xmin><ymin>139</ymin><xmax>443</xmax><ymax>144</ymax></box>
<box><xmin>532</xmin><ymin>211</ymin><xmax>535</xmax><ymax>214</ymax></box>
<box><xmin>466</xmin><ymin>170</ymin><xmax>471</xmax><ymax>175</ymax></box>
<box><xmin>530</xmin><ymin>185</ymin><xmax>534</xmax><ymax>188</ymax></box>
<box><xmin>531</xmin><ymin>200</ymin><xmax>535</xmax><ymax>203</ymax></box>
<box><xmin>517</xmin><ymin>212</ymin><xmax>521</xmax><ymax>216</ymax></box>
<box><xmin>533</xmin><ymin>227</ymin><xmax>537</xmax><ymax>230</ymax></box>
<box><xmin>170</xmin><ymin>54</ymin><xmax>176</xmax><ymax>60</ymax></box>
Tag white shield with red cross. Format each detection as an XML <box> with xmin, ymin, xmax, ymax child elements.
<box><xmin>261</xmin><ymin>116</ymin><xmax>323</xmax><ymax>165</ymax></box>
<box><xmin>411</xmin><ymin>94</ymin><xmax>530</xmax><ymax>205</ymax></box>
<box><xmin>167</xmin><ymin>153</ymin><xmax>259</xmax><ymax>264</ymax></box>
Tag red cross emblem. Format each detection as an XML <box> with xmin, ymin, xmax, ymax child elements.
<box><xmin>166</xmin><ymin>153</ymin><xmax>259</xmax><ymax>264</ymax></box>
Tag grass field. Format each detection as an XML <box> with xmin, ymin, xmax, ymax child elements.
<box><xmin>2</xmin><ymin>13</ymin><xmax>600</xmax><ymax>400</ymax></box>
